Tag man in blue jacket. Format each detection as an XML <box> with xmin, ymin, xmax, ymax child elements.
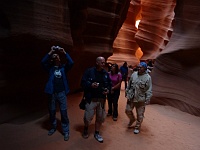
<box><xmin>41</xmin><ymin>46</ymin><xmax>74</xmax><ymax>141</ymax></box>
<box><xmin>120</xmin><ymin>61</ymin><xmax>128</xmax><ymax>89</ymax></box>
<box><xmin>81</xmin><ymin>56</ymin><xmax>112</xmax><ymax>143</ymax></box>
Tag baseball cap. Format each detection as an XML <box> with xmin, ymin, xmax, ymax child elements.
<box><xmin>139</xmin><ymin>62</ymin><xmax>147</xmax><ymax>69</ymax></box>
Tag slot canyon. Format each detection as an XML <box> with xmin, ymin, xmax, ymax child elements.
<box><xmin>0</xmin><ymin>0</ymin><xmax>200</xmax><ymax>149</ymax></box>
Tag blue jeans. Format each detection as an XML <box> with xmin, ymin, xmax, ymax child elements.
<box><xmin>48</xmin><ymin>91</ymin><xmax>69</xmax><ymax>134</ymax></box>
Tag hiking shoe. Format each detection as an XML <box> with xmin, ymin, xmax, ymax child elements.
<box><xmin>48</xmin><ymin>128</ymin><xmax>56</xmax><ymax>136</ymax></box>
<box><xmin>82</xmin><ymin>129</ymin><xmax>89</xmax><ymax>139</ymax></box>
<box><xmin>94</xmin><ymin>133</ymin><xmax>103</xmax><ymax>143</ymax></box>
<box><xmin>64</xmin><ymin>133</ymin><xmax>69</xmax><ymax>141</ymax></box>
<box><xmin>128</xmin><ymin>119</ymin><xmax>135</xmax><ymax>127</ymax></box>
<box><xmin>133</xmin><ymin>129</ymin><xmax>140</xmax><ymax>134</ymax></box>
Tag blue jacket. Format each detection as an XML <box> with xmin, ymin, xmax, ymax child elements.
<box><xmin>81</xmin><ymin>67</ymin><xmax>112</xmax><ymax>103</ymax></box>
<box><xmin>41</xmin><ymin>53</ymin><xmax>74</xmax><ymax>95</ymax></box>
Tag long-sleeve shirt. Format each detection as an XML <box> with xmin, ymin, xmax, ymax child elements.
<box><xmin>41</xmin><ymin>53</ymin><xmax>74</xmax><ymax>95</ymax></box>
<box><xmin>126</xmin><ymin>71</ymin><xmax>152</xmax><ymax>102</ymax></box>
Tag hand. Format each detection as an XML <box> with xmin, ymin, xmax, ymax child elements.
<box><xmin>111</xmin><ymin>87</ymin><xmax>114</xmax><ymax>94</ymax></box>
<box><xmin>145</xmin><ymin>99</ymin><xmax>150</xmax><ymax>105</ymax></box>
<box><xmin>103</xmin><ymin>88</ymin><xmax>109</xmax><ymax>95</ymax></box>
<box><xmin>48</xmin><ymin>46</ymin><xmax>56</xmax><ymax>55</ymax></box>
<box><xmin>51</xmin><ymin>46</ymin><xmax>55</xmax><ymax>51</ymax></box>
<box><xmin>59</xmin><ymin>47</ymin><xmax>66</xmax><ymax>54</ymax></box>
<box><xmin>111</xmin><ymin>90</ymin><xmax>114</xmax><ymax>94</ymax></box>
<box><xmin>91</xmin><ymin>82</ymin><xmax>99</xmax><ymax>88</ymax></box>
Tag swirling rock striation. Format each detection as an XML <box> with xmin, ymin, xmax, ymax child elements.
<box><xmin>135</xmin><ymin>0</ymin><xmax>175</xmax><ymax>59</ymax></box>
<box><xmin>108</xmin><ymin>0</ymin><xmax>141</xmax><ymax>66</ymax></box>
<box><xmin>149</xmin><ymin>0</ymin><xmax>200</xmax><ymax>116</ymax></box>
<box><xmin>0</xmin><ymin>0</ymin><xmax>131</xmax><ymax>123</ymax></box>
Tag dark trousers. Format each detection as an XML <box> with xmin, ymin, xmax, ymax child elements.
<box><xmin>107</xmin><ymin>89</ymin><xmax>120</xmax><ymax>118</ymax></box>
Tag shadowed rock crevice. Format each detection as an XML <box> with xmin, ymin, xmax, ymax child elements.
<box><xmin>152</xmin><ymin>97</ymin><xmax>200</xmax><ymax>116</ymax></box>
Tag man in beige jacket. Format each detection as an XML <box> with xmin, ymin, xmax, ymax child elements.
<box><xmin>125</xmin><ymin>62</ymin><xmax>152</xmax><ymax>134</ymax></box>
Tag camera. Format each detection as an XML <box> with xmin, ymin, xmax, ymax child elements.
<box><xmin>53</xmin><ymin>46</ymin><xmax>61</xmax><ymax>51</ymax></box>
<box><xmin>104</xmin><ymin>88</ymin><xmax>108</xmax><ymax>92</ymax></box>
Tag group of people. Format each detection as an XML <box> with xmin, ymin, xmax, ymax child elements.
<box><xmin>41</xmin><ymin>46</ymin><xmax>153</xmax><ymax>143</ymax></box>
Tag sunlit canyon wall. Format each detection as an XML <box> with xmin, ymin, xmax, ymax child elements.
<box><xmin>113</xmin><ymin>0</ymin><xmax>200</xmax><ymax>116</ymax></box>
<box><xmin>108</xmin><ymin>0</ymin><xmax>142</xmax><ymax>66</ymax></box>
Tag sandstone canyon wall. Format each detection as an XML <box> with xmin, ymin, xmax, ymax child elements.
<box><xmin>108</xmin><ymin>0</ymin><xmax>141</xmax><ymax>66</ymax></box>
<box><xmin>0</xmin><ymin>0</ymin><xmax>200</xmax><ymax>123</ymax></box>
<box><xmin>0</xmin><ymin>0</ymin><xmax>131</xmax><ymax>123</ymax></box>
<box><xmin>114</xmin><ymin>0</ymin><xmax>200</xmax><ymax>116</ymax></box>
<box><xmin>0</xmin><ymin>1</ymin><xmax>74</xmax><ymax>123</ymax></box>
<box><xmin>68</xmin><ymin>0</ymin><xmax>131</xmax><ymax>89</ymax></box>
<box><xmin>150</xmin><ymin>0</ymin><xmax>200</xmax><ymax>116</ymax></box>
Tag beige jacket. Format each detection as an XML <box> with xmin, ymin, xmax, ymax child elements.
<box><xmin>126</xmin><ymin>71</ymin><xmax>152</xmax><ymax>102</ymax></box>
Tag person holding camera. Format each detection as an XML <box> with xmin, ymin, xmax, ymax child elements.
<box><xmin>81</xmin><ymin>56</ymin><xmax>112</xmax><ymax>143</ymax></box>
<box><xmin>41</xmin><ymin>46</ymin><xmax>74</xmax><ymax>141</ymax></box>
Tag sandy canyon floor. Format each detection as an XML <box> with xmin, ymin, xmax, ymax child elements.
<box><xmin>1</xmin><ymin>86</ymin><xmax>200</xmax><ymax>150</ymax></box>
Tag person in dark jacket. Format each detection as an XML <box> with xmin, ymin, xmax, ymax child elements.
<box><xmin>81</xmin><ymin>56</ymin><xmax>112</xmax><ymax>143</ymax></box>
<box><xmin>120</xmin><ymin>61</ymin><xmax>128</xmax><ymax>89</ymax></box>
<box><xmin>41</xmin><ymin>46</ymin><xmax>74</xmax><ymax>141</ymax></box>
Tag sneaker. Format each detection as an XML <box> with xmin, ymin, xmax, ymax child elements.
<box><xmin>82</xmin><ymin>129</ymin><xmax>89</xmax><ymax>139</ymax></box>
<box><xmin>107</xmin><ymin>113</ymin><xmax>112</xmax><ymax>116</ymax></box>
<box><xmin>48</xmin><ymin>128</ymin><xmax>56</xmax><ymax>136</ymax></box>
<box><xmin>94</xmin><ymin>133</ymin><xmax>103</xmax><ymax>143</ymax></box>
<box><xmin>128</xmin><ymin>119</ymin><xmax>135</xmax><ymax>127</ymax></box>
<box><xmin>64</xmin><ymin>133</ymin><xmax>69</xmax><ymax>141</ymax></box>
<box><xmin>133</xmin><ymin>129</ymin><xmax>140</xmax><ymax>134</ymax></box>
<box><xmin>113</xmin><ymin>117</ymin><xmax>117</xmax><ymax>121</ymax></box>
